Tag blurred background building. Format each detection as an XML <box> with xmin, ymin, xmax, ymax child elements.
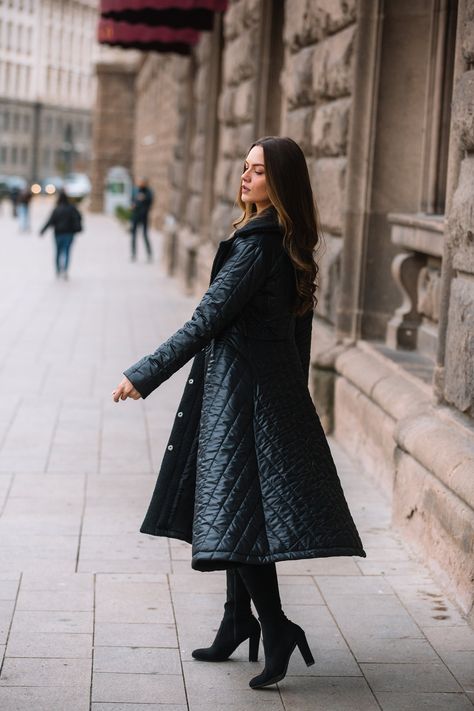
<box><xmin>92</xmin><ymin>0</ymin><xmax>474</xmax><ymax>622</ymax></box>
<box><xmin>0</xmin><ymin>0</ymin><xmax>97</xmax><ymax>184</ymax></box>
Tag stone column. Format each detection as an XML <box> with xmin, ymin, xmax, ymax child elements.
<box><xmin>437</xmin><ymin>0</ymin><xmax>474</xmax><ymax>416</ymax></box>
<box><xmin>90</xmin><ymin>61</ymin><xmax>137</xmax><ymax>213</ymax></box>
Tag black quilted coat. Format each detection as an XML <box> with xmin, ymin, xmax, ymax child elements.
<box><xmin>124</xmin><ymin>208</ymin><xmax>366</xmax><ymax>571</ymax></box>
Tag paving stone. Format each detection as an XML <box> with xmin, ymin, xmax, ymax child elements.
<box><xmin>0</xmin><ymin>599</ymin><xmax>15</xmax><ymax>645</ymax></box>
<box><xmin>375</xmin><ymin>691</ymin><xmax>474</xmax><ymax>711</ymax></box>
<box><xmin>94</xmin><ymin>622</ymin><xmax>177</xmax><ymax>648</ymax></box>
<box><xmin>6</xmin><ymin>629</ymin><xmax>93</xmax><ymax>658</ymax></box>
<box><xmin>277</xmin><ymin>557</ymin><xmax>362</xmax><ymax>576</ymax></box>
<box><xmin>360</xmin><ymin>661</ymin><xmax>463</xmax><ymax>693</ymax></box>
<box><xmin>0</xmin><ymin>685</ymin><xmax>90</xmax><ymax>711</ymax></box>
<box><xmin>9</xmin><ymin>609</ymin><xmax>93</xmax><ymax>635</ymax></box>
<box><xmin>347</xmin><ymin>635</ymin><xmax>439</xmax><ymax>664</ymax></box>
<box><xmin>0</xmin><ymin>656</ymin><xmax>91</xmax><ymax>687</ymax></box>
<box><xmin>0</xmin><ymin>578</ymin><xmax>19</xmax><ymax>600</ymax></box>
<box><xmin>92</xmin><ymin>671</ymin><xmax>186</xmax><ymax>704</ymax></box>
<box><xmin>93</xmin><ymin>646</ymin><xmax>181</xmax><ymax>674</ymax></box>
<box><xmin>92</xmin><ymin>705</ymin><xmax>188</xmax><ymax>711</ymax></box>
<box><xmin>279</xmin><ymin>676</ymin><xmax>380</xmax><ymax>710</ymax></box>
<box><xmin>316</xmin><ymin>574</ymin><xmax>394</xmax><ymax>597</ymax></box>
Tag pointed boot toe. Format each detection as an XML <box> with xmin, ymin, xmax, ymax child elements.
<box><xmin>249</xmin><ymin>620</ymin><xmax>314</xmax><ymax>689</ymax></box>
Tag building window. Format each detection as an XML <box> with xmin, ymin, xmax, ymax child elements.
<box><xmin>21</xmin><ymin>146</ymin><xmax>28</xmax><ymax>165</ymax></box>
<box><xmin>1</xmin><ymin>146</ymin><xmax>7</xmax><ymax>164</ymax></box>
<box><xmin>11</xmin><ymin>146</ymin><xmax>17</xmax><ymax>164</ymax></box>
<box><xmin>23</xmin><ymin>114</ymin><xmax>30</xmax><ymax>131</ymax></box>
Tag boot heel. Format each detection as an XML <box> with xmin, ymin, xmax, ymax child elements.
<box><xmin>297</xmin><ymin>631</ymin><xmax>315</xmax><ymax>667</ymax></box>
<box><xmin>248</xmin><ymin>629</ymin><xmax>260</xmax><ymax>662</ymax></box>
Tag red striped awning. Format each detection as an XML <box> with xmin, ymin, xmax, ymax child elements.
<box><xmin>98</xmin><ymin>17</ymin><xmax>201</xmax><ymax>54</ymax></box>
<box><xmin>101</xmin><ymin>0</ymin><xmax>228</xmax><ymax>29</ymax></box>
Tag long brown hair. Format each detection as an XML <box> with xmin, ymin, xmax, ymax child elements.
<box><xmin>232</xmin><ymin>136</ymin><xmax>322</xmax><ymax>316</ymax></box>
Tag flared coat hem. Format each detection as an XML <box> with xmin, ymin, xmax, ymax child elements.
<box><xmin>140</xmin><ymin>523</ymin><xmax>366</xmax><ymax>571</ymax></box>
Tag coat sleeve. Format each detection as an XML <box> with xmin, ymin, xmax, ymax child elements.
<box><xmin>40</xmin><ymin>208</ymin><xmax>57</xmax><ymax>234</ymax></box>
<box><xmin>294</xmin><ymin>308</ymin><xmax>314</xmax><ymax>383</ymax></box>
<box><xmin>123</xmin><ymin>238</ymin><xmax>271</xmax><ymax>398</ymax></box>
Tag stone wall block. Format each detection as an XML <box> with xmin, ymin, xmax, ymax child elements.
<box><xmin>223</xmin><ymin>0</ymin><xmax>244</xmax><ymax>41</ymax></box>
<box><xmin>242</xmin><ymin>0</ymin><xmax>261</xmax><ymax>27</ymax></box>
<box><xmin>462</xmin><ymin>2</ymin><xmax>474</xmax><ymax>62</ymax></box>
<box><xmin>186</xmin><ymin>194</ymin><xmax>202</xmax><ymax>229</ymax></box>
<box><xmin>284</xmin><ymin>0</ymin><xmax>356</xmax><ymax>52</ymax></box>
<box><xmin>284</xmin><ymin>0</ymin><xmax>325</xmax><ymax>50</ymax></box>
<box><xmin>444</xmin><ymin>276</ymin><xmax>474</xmax><ymax>416</ymax></box>
<box><xmin>189</xmin><ymin>160</ymin><xmax>205</xmax><ymax>194</ymax></box>
<box><xmin>392</xmin><ymin>450</ymin><xmax>474</xmax><ymax>615</ymax></box>
<box><xmin>452</xmin><ymin>70</ymin><xmax>474</xmax><ymax>151</ymax></box>
<box><xmin>286</xmin><ymin>106</ymin><xmax>315</xmax><ymax>153</ymax></box>
<box><xmin>214</xmin><ymin>157</ymin><xmax>234</xmax><ymax>201</ymax></box>
<box><xmin>312</xmin><ymin>24</ymin><xmax>355</xmax><ymax>99</ymax></box>
<box><xmin>449</xmin><ymin>155</ymin><xmax>474</xmax><ymax>273</ymax></box>
<box><xmin>192</xmin><ymin>133</ymin><xmax>205</xmax><ymax>161</ymax></box>
<box><xmin>195</xmin><ymin>33</ymin><xmax>212</xmax><ymax>63</ymax></box>
<box><xmin>211</xmin><ymin>201</ymin><xmax>237</xmax><ymax>242</ymax></box>
<box><xmin>312</xmin><ymin>97</ymin><xmax>351</xmax><ymax>156</ymax></box>
<box><xmin>220</xmin><ymin>125</ymin><xmax>237</xmax><ymax>157</ymax></box>
<box><xmin>233</xmin><ymin>79</ymin><xmax>255</xmax><ymax>123</ymax></box>
<box><xmin>195</xmin><ymin>62</ymin><xmax>211</xmax><ymax>101</ymax></box>
<box><xmin>223</xmin><ymin>29</ymin><xmax>259</xmax><ymax>87</ymax></box>
<box><xmin>285</xmin><ymin>45</ymin><xmax>316</xmax><ymax>109</ymax></box>
<box><xmin>310</xmin><ymin>157</ymin><xmax>347</xmax><ymax>234</ymax></box>
<box><xmin>234</xmin><ymin>123</ymin><xmax>255</xmax><ymax>157</ymax></box>
<box><xmin>217</xmin><ymin>87</ymin><xmax>236</xmax><ymax>123</ymax></box>
<box><xmin>316</xmin><ymin>232</ymin><xmax>343</xmax><ymax>324</ymax></box>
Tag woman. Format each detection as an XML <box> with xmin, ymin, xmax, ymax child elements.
<box><xmin>112</xmin><ymin>136</ymin><xmax>366</xmax><ymax>689</ymax></box>
<box><xmin>39</xmin><ymin>190</ymin><xmax>82</xmax><ymax>279</ymax></box>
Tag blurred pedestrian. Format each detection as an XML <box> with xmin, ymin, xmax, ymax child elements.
<box><xmin>112</xmin><ymin>136</ymin><xmax>366</xmax><ymax>690</ymax></box>
<box><xmin>130</xmin><ymin>177</ymin><xmax>153</xmax><ymax>262</ymax></box>
<box><xmin>17</xmin><ymin>187</ymin><xmax>32</xmax><ymax>231</ymax></box>
<box><xmin>39</xmin><ymin>190</ymin><xmax>82</xmax><ymax>280</ymax></box>
<box><xmin>9</xmin><ymin>185</ymin><xmax>20</xmax><ymax>217</ymax></box>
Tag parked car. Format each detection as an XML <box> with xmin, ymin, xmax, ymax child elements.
<box><xmin>6</xmin><ymin>175</ymin><xmax>27</xmax><ymax>192</ymax></box>
<box><xmin>41</xmin><ymin>176</ymin><xmax>64</xmax><ymax>195</ymax></box>
<box><xmin>63</xmin><ymin>173</ymin><xmax>91</xmax><ymax>199</ymax></box>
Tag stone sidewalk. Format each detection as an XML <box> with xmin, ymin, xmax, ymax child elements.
<box><xmin>0</xmin><ymin>199</ymin><xmax>472</xmax><ymax>711</ymax></box>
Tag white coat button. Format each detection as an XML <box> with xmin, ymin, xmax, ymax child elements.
<box><xmin>188</xmin><ymin>378</ymin><xmax>194</xmax><ymax>384</ymax></box>
<box><xmin>177</xmin><ymin>411</ymin><xmax>183</xmax><ymax>417</ymax></box>
<box><xmin>167</xmin><ymin>444</ymin><xmax>173</xmax><ymax>451</ymax></box>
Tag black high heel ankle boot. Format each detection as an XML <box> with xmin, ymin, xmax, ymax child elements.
<box><xmin>192</xmin><ymin>606</ymin><xmax>261</xmax><ymax>662</ymax></box>
<box><xmin>249</xmin><ymin>618</ymin><xmax>314</xmax><ymax>689</ymax></box>
<box><xmin>192</xmin><ymin>569</ymin><xmax>261</xmax><ymax>662</ymax></box>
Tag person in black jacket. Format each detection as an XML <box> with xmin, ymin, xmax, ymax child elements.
<box><xmin>39</xmin><ymin>190</ymin><xmax>82</xmax><ymax>280</ymax></box>
<box><xmin>130</xmin><ymin>177</ymin><xmax>154</xmax><ymax>262</ymax></box>
<box><xmin>112</xmin><ymin>137</ymin><xmax>366</xmax><ymax>690</ymax></box>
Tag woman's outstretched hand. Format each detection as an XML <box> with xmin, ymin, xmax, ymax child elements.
<box><xmin>112</xmin><ymin>376</ymin><xmax>142</xmax><ymax>402</ymax></box>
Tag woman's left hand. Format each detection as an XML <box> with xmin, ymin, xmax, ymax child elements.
<box><xmin>112</xmin><ymin>376</ymin><xmax>142</xmax><ymax>402</ymax></box>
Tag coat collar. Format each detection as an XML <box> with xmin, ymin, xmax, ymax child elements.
<box><xmin>232</xmin><ymin>205</ymin><xmax>282</xmax><ymax>239</ymax></box>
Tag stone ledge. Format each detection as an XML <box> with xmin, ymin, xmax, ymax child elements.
<box><xmin>395</xmin><ymin>409</ymin><xmax>474</xmax><ymax>511</ymax></box>
<box><xmin>335</xmin><ymin>342</ymin><xmax>432</xmax><ymax>422</ymax></box>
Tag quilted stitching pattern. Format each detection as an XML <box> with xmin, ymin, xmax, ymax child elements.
<box><xmin>129</xmin><ymin>210</ymin><xmax>366</xmax><ymax>569</ymax></box>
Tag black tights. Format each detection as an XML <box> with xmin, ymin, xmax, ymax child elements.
<box><xmin>226</xmin><ymin>563</ymin><xmax>284</xmax><ymax>625</ymax></box>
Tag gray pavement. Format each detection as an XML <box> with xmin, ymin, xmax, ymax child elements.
<box><xmin>0</xmin><ymin>198</ymin><xmax>472</xmax><ymax>711</ymax></box>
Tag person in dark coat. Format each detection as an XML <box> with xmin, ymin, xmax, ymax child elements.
<box><xmin>112</xmin><ymin>136</ymin><xmax>366</xmax><ymax>690</ymax></box>
<box><xmin>130</xmin><ymin>177</ymin><xmax>154</xmax><ymax>262</ymax></box>
<box><xmin>39</xmin><ymin>190</ymin><xmax>82</xmax><ymax>279</ymax></box>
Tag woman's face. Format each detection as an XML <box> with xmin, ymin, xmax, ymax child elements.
<box><xmin>241</xmin><ymin>145</ymin><xmax>272</xmax><ymax>213</ymax></box>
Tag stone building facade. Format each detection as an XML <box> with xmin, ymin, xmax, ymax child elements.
<box><xmin>0</xmin><ymin>0</ymin><xmax>98</xmax><ymax>182</ymax></box>
<box><xmin>91</xmin><ymin>0</ymin><xmax>474</xmax><ymax>621</ymax></box>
